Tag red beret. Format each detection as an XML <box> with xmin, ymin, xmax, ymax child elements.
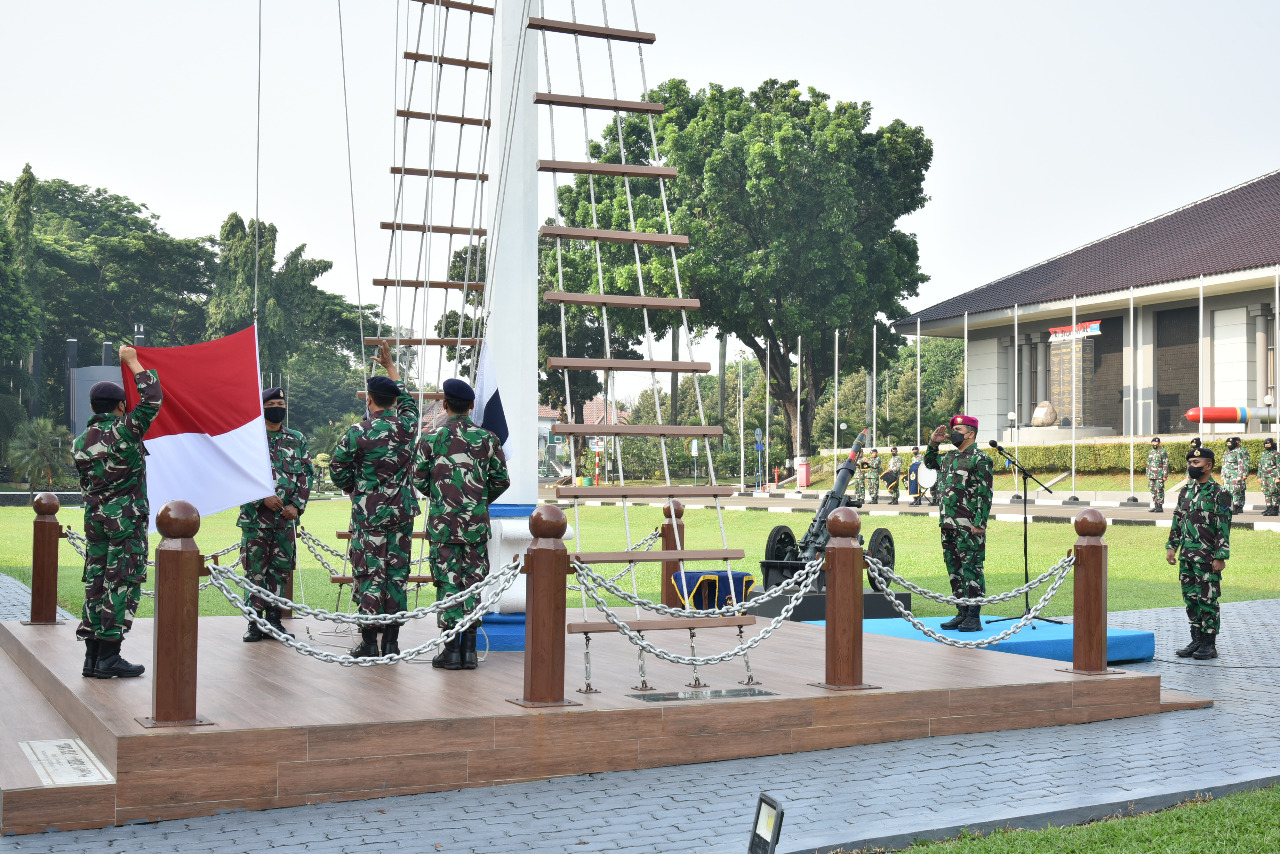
<box><xmin>950</xmin><ymin>415</ymin><xmax>979</xmax><ymax>430</ymax></box>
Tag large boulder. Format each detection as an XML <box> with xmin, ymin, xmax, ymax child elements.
<box><xmin>1031</xmin><ymin>400</ymin><xmax>1059</xmax><ymax>427</ymax></box>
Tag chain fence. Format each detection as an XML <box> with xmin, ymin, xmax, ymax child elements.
<box><xmin>566</xmin><ymin>529</ymin><xmax>663</xmax><ymax>592</ymax></box>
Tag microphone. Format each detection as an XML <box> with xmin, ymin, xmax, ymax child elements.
<box><xmin>988</xmin><ymin>439</ymin><xmax>1006</xmax><ymax>453</ymax></box>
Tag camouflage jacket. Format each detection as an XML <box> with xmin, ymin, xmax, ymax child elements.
<box><xmin>1145</xmin><ymin>448</ymin><xmax>1169</xmax><ymax>480</ymax></box>
<box><xmin>237</xmin><ymin>427</ymin><xmax>314</xmax><ymax>529</ymax></box>
<box><xmin>1165</xmin><ymin>478</ymin><xmax>1231</xmax><ymax>561</ymax></box>
<box><xmin>1259</xmin><ymin>450</ymin><xmax>1280</xmax><ymax>489</ymax></box>
<box><xmin>415</xmin><ymin>414</ymin><xmax>510</xmax><ymax>544</ymax></box>
<box><xmin>866</xmin><ymin>455</ymin><xmax>883</xmax><ymax>477</ymax></box>
<box><xmin>925</xmin><ymin>442</ymin><xmax>994</xmax><ymax>531</ymax></box>
<box><xmin>1222</xmin><ymin>447</ymin><xmax>1250</xmax><ymax>484</ymax></box>
<box><xmin>887</xmin><ymin>454</ymin><xmax>903</xmax><ymax>474</ymax></box>
<box><xmin>330</xmin><ymin>386</ymin><xmax>421</xmax><ymax>531</ymax></box>
<box><xmin>73</xmin><ymin>369</ymin><xmax>162</xmax><ymax>535</ymax></box>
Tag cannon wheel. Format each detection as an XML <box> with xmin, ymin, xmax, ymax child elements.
<box><xmin>866</xmin><ymin>527</ymin><xmax>895</xmax><ymax>592</ymax></box>
<box><xmin>765</xmin><ymin>525</ymin><xmax>798</xmax><ymax>563</ymax></box>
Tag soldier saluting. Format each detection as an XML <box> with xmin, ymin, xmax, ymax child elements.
<box><xmin>1165</xmin><ymin>446</ymin><xmax>1231</xmax><ymax>660</ymax></box>
<box><xmin>73</xmin><ymin>344</ymin><xmax>162</xmax><ymax>679</ymax></box>
<box><xmin>926</xmin><ymin>415</ymin><xmax>994</xmax><ymax>633</ymax></box>
<box><xmin>414</xmin><ymin>378</ymin><xmax>509</xmax><ymax>670</ymax></box>
<box><xmin>1145</xmin><ymin>437</ymin><xmax>1169</xmax><ymax>513</ymax></box>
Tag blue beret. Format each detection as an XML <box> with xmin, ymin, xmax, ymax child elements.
<box><xmin>262</xmin><ymin>387</ymin><xmax>284</xmax><ymax>402</ymax></box>
<box><xmin>1187</xmin><ymin>447</ymin><xmax>1215</xmax><ymax>463</ymax></box>
<box><xmin>442</xmin><ymin>378</ymin><xmax>475</xmax><ymax>401</ymax></box>
<box><xmin>89</xmin><ymin>381</ymin><xmax>126</xmax><ymax>402</ymax></box>
<box><xmin>367</xmin><ymin>376</ymin><xmax>400</xmax><ymax>398</ymax></box>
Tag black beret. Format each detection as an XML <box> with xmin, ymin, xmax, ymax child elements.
<box><xmin>367</xmin><ymin>376</ymin><xmax>400</xmax><ymax>398</ymax></box>
<box><xmin>89</xmin><ymin>381</ymin><xmax>126</xmax><ymax>402</ymax></box>
<box><xmin>1187</xmin><ymin>448</ymin><xmax>1215</xmax><ymax>463</ymax></box>
<box><xmin>442</xmin><ymin>378</ymin><xmax>475</xmax><ymax>401</ymax></box>
<box><xmin>262</xmin><ymin>387</ymin><xmax>284</xmax><ymax>402</ymax></box>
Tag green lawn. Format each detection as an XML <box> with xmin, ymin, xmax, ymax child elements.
<box><xmin>5</xmin><ymin>500</ymin><xmax>1280</xmax><ymax>619</ymax></box>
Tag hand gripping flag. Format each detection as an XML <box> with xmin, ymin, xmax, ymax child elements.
<box><xmin>472</xmin><ymin>341</ymin><xmax>511</xmax><ymax>463</ymax></box>
<box><xmin>122</xmin><ymin>326</ymin><xmax>274</xmax><ymax>531</ymax></box>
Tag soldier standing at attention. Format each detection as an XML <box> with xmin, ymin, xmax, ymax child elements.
<box><xmin>1166</xmin><ymin>446</ymin><xmax>1231</xmax><ymax>660</ymax></box>
<box><xmin>330</xmin><ymin>343</ymin><xmax>420</xmax><ymax>659</ymax></box>
<box><xmin>238</xmin><ymin>387</ymin><xmax>314</xmax><ymax>642</ymax></box>
<box><xmin>908</xmin><ymin>446</ymin><xmax>924</xmax><ymax>507</ymax></box>
<box><xmin>866</xmin><ymin>449</ymin><xmax>883</xmax><ymax>504</ymax></box>
<box><xmin>1222</xmin><ymin>437</ymin><xmax>1250</xmax><ymax>513</ymax></box>
<box><xmin>73</xmin><ymin>345</ymin><xmax>162</xmax><ymax>679</ymax></box>
<box><xmin>1259</xmin><ymin>438</ymin><xmax>1280</xmax><ymax>517</ymax></box>
<box><xmin>886</xmin><ymin>447</ymin><xmax>903</xmax><ymax>505</ymax></box>
<box><xmin>853</xmin><ymin>453</ymin><xmax>870</xmax><ymax>503</ymax></box>
<box><xmin>414</xmin><ymin>378</ymin><xmax>510</xmax><ymax>670</ymax></box>
<box><xmin>1146</xmin><ymin>437</ymin><xmax>1169</xmax><ymax>513</ymax></box>
<box><xmin>926</xmin><ymin>415</ymin><xmax>994</xmax><ymax>633</ymax></box>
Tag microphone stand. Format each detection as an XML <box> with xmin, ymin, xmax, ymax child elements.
<box><xmin>985</xmin><ymin>442</ymin><xmax>1063</xmax><ymax>627</ymax></box>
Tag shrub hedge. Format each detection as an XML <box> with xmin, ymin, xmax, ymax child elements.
<box><xmin>987</xmin><ymin>437</ymin><xmax>1270</xmax><ymax>474</ymax></box>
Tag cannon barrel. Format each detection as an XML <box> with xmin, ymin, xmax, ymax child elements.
<box><xmin>798</xmin><ymin>429</ymin><xmax>868</xmax><ymax>561</ymax></box>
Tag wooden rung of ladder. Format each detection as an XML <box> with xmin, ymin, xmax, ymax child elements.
<box><xmin>556</xmin><ymin>486</ymin><xmax>737</xmax><ymax>499</ymax></box>
<box><xmin>575</xmin><ymin>549</ymin><xmax>745</xmax><ymax>564</ymax></box>
<box><xmin>381</xmin><ymin>222</ymin><xmax>488</xmax><ymax>237</ymax></box>
<box><xmin>391</xmin><ymin>167</ymin><xmax>490</xmax><ymax>181</ymax></box>
<box><xmin>397</xmin><ymin>109</ymin><xmax>491</xmax><ymax>127</ymax></box>
<box><xmin>329</xmin><ymin>575</ymin><xmax>435</xmax><ymax>585</ymax></box>
<box><xmin>567</xmin><ymin>615</ymin><xmax>755</xmax><ymax>634</ymax></box>
<box><xmin>363</xmin><ymin>337</ymin><xmax>481</xmax><ymax>347</ymax></box>
<box><xmin>546</xmin><ymin>357</ymin><xmax>711</xmax><ymax>373</ymax></box>
<box><xmin>336</xmin><ymin>530</ymin><xmax>429</xmax><ymax>540</ymax></box>
<box><xmin>410</xmin><ymin>0</ymin><xmax>493</xmax><ymax>15</ymax></box>
<box><xmin>356</xmin><ymin>391</ymin><xmax>445</xmax><ymax>401</ymax></box>
<box><xmin>542</xmin><ymin>292</ymin><xmax>698</xmax><ymax>310</ymax></box>
<box><xmin>527</xmin><ymin>17</ymin><xmax>655</xmax><ymax>44</ymax></box>
<box><xmin>534</xmin><ymin>93</ymin><xmax>664</xmax><ymax>114</ymax></box>
<box><xmin>537</xmin><ymin>160</ymin><xmax>677</xmax><ymax>180</ymax></box>
<box><xmin>372</xmin><ymin>278</ymin><xmax>484</xmax><ymax>291</ymax></box>
<box><xmin>551</xmin><ymin>424</ymin><xmax>723</xmax><ymax>438</ymax></box>
<box><xmin>403</xmin><ymin>52</ymin><xmax>490</xmax><ymax>71</ymax></box>
<box><xmin>540</xmin><ymin>226</ymin><xmax>688</xmax><ymax>247</ymax></box>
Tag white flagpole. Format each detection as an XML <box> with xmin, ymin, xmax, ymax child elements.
<box><xmin>872</xmin><ymin>323</ymin><xmax>878</xmax><ymax>447</ymax></box>
<box><xmin>1071</xmin><ymin>295</ymin><xmax>1078</xmax><ymax>499</ymax></box>
<box><xmin>1129</xmin><ymin>287</ymin><xmax>1136</xmax><ymax>501</ymax></box>
<box><xmin>833</xmin><ymin>329</ymin><xmax>839</xmax><ymax>471</ymax></box>
<box><xmin>963</xmin><ymin>312</ymin><xmax>969</xmax><ymax>413</ymax></box>
<box><xmin>1013</xmin><ymin>303</ymin><xmax>1019</xmax><ymax>462</ymax></box>
<box><xmin>739</xmin><ymin>355</ymin><xmax>745</xmax><ymax>491</ymax></box>
<box><xmin>765</xmin><ymin>346</ymin><xmax>771</xmax><ymax>485</ymax></box>
<box><xmin>1275</xmin><ymin>266</ymin><xmax>1279</xmax><ymax>449</ymax></box>
<box><xmin>916</xmin><ymin>317</ymin><xmax>921</xmax><ymax>447</ymax></box>
<box><xmin>1199</xmin><ymin>275</ymin><xmax>1205</xmax><ymax>444</ymax></box>
<box><xmin>796</xmin><ymin>335</ymin><xmax>802</xmax><ymax>473</ymax></box>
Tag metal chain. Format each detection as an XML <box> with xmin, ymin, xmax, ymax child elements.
<box><xmin>863</xmin><ymin>553</ymin><xmax>1076</xmax><ymax>607</ymax></box>
<box><xmin>297</xmin><ymin>528</ymin><xmax>433</xmax><ymax>575</ymax></box>
<box><xmin>566</xmin><ymin>529</ymin><xmax>662</xmax><ymax>592</ymax></box>
<box><xmin>64</xmin><ymin>526</ymin><xmax>237</xmax><ymax>597</ymax></box>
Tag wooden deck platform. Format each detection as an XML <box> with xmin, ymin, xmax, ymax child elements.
<box><xmin>0</xmin><ymin>616</ymin><xmax>1209</xmax><ymax>834</ymax></box>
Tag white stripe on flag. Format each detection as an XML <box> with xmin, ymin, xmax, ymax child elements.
<box><xmin>143</xmin><ymin>416</ymin><xmax>274</xmax><ymax>531</ymax></box>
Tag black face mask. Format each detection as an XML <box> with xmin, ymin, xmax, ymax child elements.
<box><xmin>264</xmin><ymin>407</ymin><xmax>286</xmax><ymax>424</ymax></box>
<box><xmin>949</xmin><ymin>430</ymin><xmax>966</xmax><ymax>446</ymax></box>
<box><xmin>1189</xmin><ymin>463</ymin><xmax>1210</xmax><ymax>480</ymax></box>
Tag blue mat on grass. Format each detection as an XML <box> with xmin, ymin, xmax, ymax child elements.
<box><xmin>479</xmin><ymin>613</ymin><xmax>525</xmax><ymax>652</ymax></box>
<box><xmin>805</xmin><ymin>617</ymin><xmax>1154</xmax><ymax>664</ymax></box>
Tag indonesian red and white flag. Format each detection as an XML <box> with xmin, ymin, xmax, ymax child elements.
<box><xmin>123</xmin><ymin>326</ymin><xmax>274</xmax><ymax>531</ymax></box>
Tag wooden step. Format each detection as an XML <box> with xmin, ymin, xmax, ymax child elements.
<box><xmin>403</xmin><ymin>51</ymin><xmax>490</xmax><ymax>71</ymax></box>
<box><xmin>356</xmin><ymin>390</ymin><xmax>445</xmax><ymax>401</ymax></box>
<box><xmin>547</xmin><ymin>357</ymin><xmax>710</xmax><ymax>373</ymax></box>
<box><xmin>574</xmin><ymin>549</ymin><xmax>745</xmax><ymax>564</ymax></box>
<box><xmin>527</xmin><ymin>16</ymin><xmax>655</xmax><ymax>44</ymax></box>
<box><xmin>397</xmin><ymin>109</ymin><xmax>490</xmax><ymax>127</ymax></box>
<box><xmin>537</xmin><ymin>159</ymin><xmax>676</xmax><ymax>180</ymax></box>
<box><xmin>411</xmin><ymin>0</ymin><xmax>493</xmax><ymax>14</ymax></box>
<box><xmin>329</xmin><ymin>575</ymin><xmax>435</xmax><ymax>585</ymax></box>
<box><xmin>540</xmin><ymin>225</ymin><xmax>688</xmax><ymax>247</ymax></box>
<box><xmin>556</xmin><ymin>485</ymin><xmax>736</xmax><ymax>499</ymax></box>
<box><xmin>392</xmin><ymin>166</ymin><xmax>489</xmax><ymax>181</ymax></box>
<box><xmin>568</xmin><ymin>615</ymin><xmax>755</xmax><ymax>634</ymax></box>
<box><xmin>543</xmin><ymin>291</ymin><xmax>697</xmax><ymax>310</ymax></box>
<box><xmin>534</xmin><ymin>93</ymin><xmax>663</xmax><ymax>114</ymax></box>
<box><xmin>363</xmin><ymin>337</ymin><xmax>481</xmax><ymax>347</ymax></box>
<box><xmin>552</xmin><ymin>424</ymin><xmax>723</xmax><ymax>438</ymax></box>
<box><xmin>373</xmin><ymin>278</ymin><xmax>484</xmax><ymax>291</ymax></box>
<box><xmin>381</xmin><ymin>222</ymin><xmax>488</xmax><ymax>236</ymax></box>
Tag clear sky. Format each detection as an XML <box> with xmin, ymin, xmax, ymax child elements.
<box><xmin>3</xmin><ymin>0</ymin><xmax>1277</xmax><ymax>383</ymax></box>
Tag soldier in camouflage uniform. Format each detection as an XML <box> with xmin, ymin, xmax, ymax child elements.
<box><xmin>1259</xmin><ymin>437</ymin><xmax>1280</xmax><ymax>516</ymax></box>
<box><xmin>926</xmin><ymin>415</ymin><xmax>994</xmax><ymax>633</ymax></box>
<box><xmin>414</xmin><ymin>378</ymin><xmax>510</xmax><ymax>670</ymax></box>
<box><xmin>238</xmin><ymin>387</ymin><xmax>314</xmax><ymax>643</ymax></box>
<box><xmin>1221</xmin><ymin>437</ymin><xmax>1250</xmax><ymax>513</ymax></box>
<box><xmin>886</xmin><ymin>447</ymin><xmax>903</xmax><ymax>505</ymax></box>
<box><xmin>1165</xmin><ymin>446</ymin><xmax>1231</xmax><ymax>660</ymax></box>
<box><xmin>865</xmin><ymin>449</ymin><xmax>883</xmax><ymax>504</ymax></box>
<box><xmin>330</xmin><ymin>344</ymin><xmax>420</xmax><ymax>659</ymax></box>
<box><xmin>1145</xmin><ymin>437</ymin><xmax>1169</xmax><ymax>512</ymax></box>
<box><xmin>73</xmin><ymin>346</ymin><xmax>161</xmax><ymax>680</ymax></box>
<box><xmin>852</xmin><ymin>455</ymin><xmax>870</xmax><ymax>502</ymax></box>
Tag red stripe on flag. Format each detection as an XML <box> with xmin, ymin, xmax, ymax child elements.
<box><xmin>122</xmin><ymin>326</ymin><xmax>263</xmax><ymax>439</ymax></box>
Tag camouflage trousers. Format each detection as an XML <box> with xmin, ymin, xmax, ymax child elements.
<box><xmin>852</xmin><ymin>474</ymin><xmax>867</xmax><ymax>501</ymax></box>
<box><xmin>941</xmin><ymin>526</ymin><xmax>987</xmax><ymax>599</ymax></box>
<box><xmin>867</xmin><ymin>475</ymin><xmax>880</xmax><ymax>501</ymax></box>
<box><xmin>75</xmin><ymin>519</ymin><xmax>148</xmax><ymax>642</ymax></box>
<box><xmin>432</xmin><ymin>541</ymin><xmax>488</xmax><ymax>629</ymax></box>
<box><xmin>1263</xmin><ymin>479</ymin><xmax>1280</xmax><ymax>506</ymax></box>
<box><xmin>349</xmin><ymin>521</ymin><xmax>413</xmax><ymax>616</ymax></box>
<box><xmin>1149</xmin><ymin>477</ymin><xmax>1166</xmax><ymax>503</ymax></box>
<box><xmin>1178</xmin><ymin>556</ymin><xmax>1221</xmax><ymax>635</ymax></box>
<box><xmin>1225</xmin><ymin>478</ymin><xmax>1247</xmax><ymax>510</ymax></box>
<box><xmin>240</xmin><ymin>525</ymin><xmax>295</xmax><ymax>612</ymax></box>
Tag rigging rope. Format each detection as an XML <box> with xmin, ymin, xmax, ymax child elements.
<box><xmin>336</xmin><ymin>0</ymin><xmax>369</xmax><ymax>384</ymax></box>
<box><xmin>253</xmin><ymin>0</ymin><xmax>263</xmax><ymax>324</ymax></box>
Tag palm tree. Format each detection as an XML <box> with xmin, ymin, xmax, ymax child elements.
<box><xmin>7</xmin><ymin>417</ymin><xmax>73</xmax><ymax>497</ymax></box>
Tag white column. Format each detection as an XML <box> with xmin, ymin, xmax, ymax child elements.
<box><xmin>1199</xmin><ymin>276</ymin><xmax>1205</xmax><ymax>441</ymax></box>
<box><xmin>833</xmin><ymin>329</ymin><xmax>839</xmax><ymax>466</ymax></box>
<box><xmin>1035</xmin><ymin>334</ymin><xmax>1048</xmax><ymax>405</ymax></box>
<box><xmin>1020</xmin><ymin>336</ymin><xmax>1033</xmax><ymax>424</ymax></box>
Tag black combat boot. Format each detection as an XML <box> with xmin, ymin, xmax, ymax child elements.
<box><xmin>1148</xmin><ymin>503</ymin><xmax>1158</xmax><ymax>513</ymax></box>
<box><xmin>1193</xmin><ymin>632</ymin><xmax>1218</xmax><ymax>660</ymax></box>
<box><xmin>910</xmin><ymin>496</ymin><xmax>922</xmax><ymax>506</ymax></box>
<box><xmin>888</xmin><ymin>495</ymin><xmax>898</xmax><ymax>505</ymax></box>
<box><xmin>266</xmin><ymin>609</ymin><xmax>295</xmax><ymax>640</ymax></box>
<box><xmin>381</xmin><ymin>623</ymin><xmax>401</xmax><ymax>656</ymax></box>
<box><xmin>432</xmin><ymin>634</ymin><xmax>463</xmax><ymax>670</ymax></box>
<box><xmin>1155</xmin><ymin>503</ymin><xmax>1163</xmax><ymax>512</ymax></box>
<box><xmin>94</xmin><ymin>640</ymin><xmax>145</xmax><ymax>679</ymax></box>
<box><xmin>1267</xmin><ymin>506</ymin><xmax>1278</xmax><ymax>517</ymax></box>
<box><xmin>349</xmin><ymin>627</ymin><xmax>380</xmax><ymax>658</ymax></box>
<box><xmin>941</xmin><ymin>606</ymin><xmax>968</xmax><ymax>630</ymax></box>
<box><xmin>460</xmin><ymin>628</ymin><xmax>478</xmax><ymax>670</ymax></box>
<box><xmin>957</xmin><ymin>606</ymin><xmax>984</xmax><ymax>632</ymax></box>
<box><xmin>1175</xmin><ymin>627</ymin><xmax>1201</xmax><ymax>658</ymax></box>
<box><xmin>870</xmin><ymin>497</ymin><xmax>878</xmax><ymax>505</ymax></box>
<box><xmin>82</xmin><ymin>638</ymin><xmax>100</xmax><ymax>677</ymax></box>
<box><xmin>243</xmin><ymin>611</ymin><xmax>265</xmax><ymax>643</ymax></box>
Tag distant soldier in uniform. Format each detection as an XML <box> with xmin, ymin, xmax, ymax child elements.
<box><xmin>1166</xmin><ymin>446</ymin><xmax>1231</xmax><ymax>660</ymax></box>
<box><xmin>73</xmin><ymin>345</ymin><xmax>162</xmax><ymax>679</ymax></box>
<box><xmin>926</xmin><ymin>415</ymin><xmax>994</xmax><ymax>633</ymax></box>
<box><xmin>908</xmin><ymin>447</ymin><xmax>924</xmax><ymax>506</ymax></box>
<box><xmin>1259</xmin><ymin>438</ymin><xmax>1280</xmax><ymax>517</ymax></box>
<box><xmin>330</xmin><ymin>343</ymin><xmax>420</xmax><ymax>659</ymax></box>
<box><xmin>853</xmin><ymin>454</ymin><xmax>870</xmax><ymax>503</ymax></box>
<box><xmin>1221</xmin><ymin>437</ymin><xmax>1250</xmax><ymax>513</ymax></box>
<box><xmin>238</xmin><ymin>387</ymin><xmax>314</xmax><ymax>642</ymax></box>
<box><xmin>1146</xmin><ymin>437</ymin><xmax>1169</xmax><ymax>512</ymax></box>
<box><xmin>886</xmin><ymin>447</ymin><xmax>903</xmax><ymax>505</ymax></box>
<box><xmin>414</xmin><ymin>378</ymin><xmax>510</xmax><ymax>670</ymax></box>
<box><xmin>866</xmin><ymin>449</ymin><xmax>883</xmax><ymax>504</ymax></box>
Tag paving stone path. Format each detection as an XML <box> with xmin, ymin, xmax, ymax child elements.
<box><xmin>2</xmin><ymin>579</ymin><xmax>1278</xmax><ymax>853</ymax></box>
